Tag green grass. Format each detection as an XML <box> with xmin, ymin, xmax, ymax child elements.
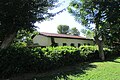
<box><xmin>33</xmin><ymin>57</ymin><xmax>120</xmax><ymax>80</ymax></box>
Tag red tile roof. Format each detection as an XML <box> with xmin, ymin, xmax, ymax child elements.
<box><xmin>40</xmin><ymin>32</ymin><xmax>93</xmax><ymax>40</ymax></box>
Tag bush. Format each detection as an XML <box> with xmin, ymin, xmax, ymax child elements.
<box><xmin>0</xmin><ymin>47</ymin><xmax>44</xmax><ymax>78</ymax></box>
<box><xmin>42</xmin><ymin>46</ymin><xmax>81</xmax><ymax>66</ymax></box>
<box><xmin>103</xmin><ymin>48</ymin><xmax>115</xmax><ymax>58</ymax></box>
<box><xmin>0</xmin><ymin>45</ymin><xmax>112</xmax><ymax>78</ymax></box>
<box><xmin>79</xmin><ymin>45</ymin><xmax>99</xmax><ymax>61</ymax></box>
<box><xmin>79</xmin><ymin>45</ymin><xmax>113</xmax><ymax>60</ymax></box>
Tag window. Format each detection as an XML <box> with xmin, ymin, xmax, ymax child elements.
<box><xmin>78</xmin><ymin>43</ymin><xmax>81</xmax><ymax>47</ymax></box>
<box><xmin>88</xmin><ymin>43</ymin><xmax>90</xmax><ymax>45</ymax></box>
<box><xmin>71</xmin><ymin>43</ymin><xmax>74</xmax><ymax>47</ymax></box>
<box><xmin>63</xmin><ymin>43</ymin><xmax>67</xmax><ymax>46</ymax></box>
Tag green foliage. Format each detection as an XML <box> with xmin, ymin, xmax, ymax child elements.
<box><xmin>13</xmin><ymin>30</ymin><xmax>39</xmax><ymax>46</ymax></box>
<box><xmin>79</xmin><ymin>45</ymin><xmax>98</xmax><ymax>59</ymax></box>
<box><xmin>0</xmin><ymin>46</ymin><xmax>113</xmax><ymax>78</ymax></box>
<box><xmin>81</xmin><ymin>29</ymin><xmax>94</xmax><ymax>39</ymax></box>
<box><xmin>39</xmin><ymin>57</ymin><xmax>120</xmax><ymax>80</ymax></box>
<box><xmin>42</xmin><ymin>46</ymin><xmax>81</xmax><ymax>66</ymax></box>
<box><xmin>0</xmin><ymin>0</ymin><xmax>57</xmax><ymax>31</ymax></box>
<box><xmin>104</xmin><ymin>24</ymin><xmax>120</xmax><ymax>51</ymax></box>
<box><xmin>57</xmin><ymin>25</ymin><xmax>70</xmax><ymax>34</ymax></box>
<box><xmin>57</xmin><ymin>25</ymin><xmax>80</xmax><ymax>36</ymax></box>
<box><xmin>69</xmin><ymin>27</ymin><xmax>80</xmax><ymax>36</ymax></box>
<box><xmin>0</xmin><ymin>0</ymin><xmax>58</xmax><ymax>49</ymax></box>
<box><xmin>68</xmin><ymin>0</ymin><xmax>120</xmax><ymax>27</ymax></box>
<box><xmin>0</xmin><ymin>47</ymin><xmax>33</xmax><ymax>77</ymax></box>
<box><xmin>68</xmin><ymin>0</ymin><xmax>120</xmax><ymax>52</ymax></box>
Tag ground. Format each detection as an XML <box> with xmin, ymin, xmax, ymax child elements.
<box><xmin>32</xmin><ymin>57</ymin><xmax>120</xmax><ymax>80</ymax></box>
<box><xmin>9</xmin><ymin>57</ymin><xmax>120</xmax><ymax>80</ymax></box>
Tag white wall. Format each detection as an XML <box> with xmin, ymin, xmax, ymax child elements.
<box><xmin>33</xmin><ymin>35</ymin><xmax>51</xmax><ymax>46</ymax></box>
<box><xmin>54</xmin><ymin>37</ymin><xmax>93</xmax><ymax>47</ymax></box>
<box><xmin>33</xmin><ymin>35</ymin><xmax>94</xmax><ymax>47</ymax></box>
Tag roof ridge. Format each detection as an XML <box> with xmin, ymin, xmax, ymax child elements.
<box><xmin>40</xmin><ymin>32</ymin><xmax>84</xmax><ymax>37</ymax></box>
<box><xmin>39</xmin><ymin>32</ymin><xmax>92</xmax><ymax>40</ymax></box>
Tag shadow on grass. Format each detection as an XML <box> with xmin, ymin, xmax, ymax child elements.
<box><xmin>90</xmin><ymin>56</ymin><xmax>120</xmax><ymax>63</ymax></box>
<box><xmin>105</xmin><ymin>56</ymin><xmax>120</xmax><ymax>63</ymax></box>
<box><xmin>32</xmin><ymin>62</ymin><xmax>97</xmax><ymax>80</ymax></box>
<box><xmin>33</xmin><ymin>56</ymin><xmax>120</xmax><ymax>80</ymax></box>
<box><xmin>8</xmin><ymin>56</ymin><xmax>120</xmax><ymax>80</ymax></box>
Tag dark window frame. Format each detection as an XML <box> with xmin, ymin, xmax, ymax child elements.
<box><xmin>88</xmin><ymin>43</ymin><xmax>90</xmax><ymax>45</ymax></box>
<box><xmin>78</xmin><ymin>43</ymin><xmax>81</xmax><ymax>47</ymax></box>
<box><xmin>71</xmin><ymin>43</ymin><xmax>74</xmax><ymax>47</ymax></box>
<box><xmin>63</xmin><ymin>43</ymin><xmax>67</xmax><ymax>46</ymax></box>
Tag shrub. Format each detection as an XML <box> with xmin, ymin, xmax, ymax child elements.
<box><xmin>0</xmin><ymin>47</ymin><xmax>44</xmax><ymax>78</ymax></box>
<box><xmin>0</xmin><ymin>45</ymin><xmax>112</xmax><ymax>78</ymax></box>
<box><xmin>79</xmin><ymin>45</ymin><xmax>113</xmax><ymax>60</ymax></box>
<box><xmin>79</xmin><ymin>45</ymin><xmax>99</xmax><ymax>61</ymax></box>
<box><xmin>42</xmin><ymin>46</ymin><xmax>81</xmax><ymax>66</ymax></box>
<box><xmin>103</xmin><ymin>48</ymin><xmax>114</xmax><ymax>58</ymax></box>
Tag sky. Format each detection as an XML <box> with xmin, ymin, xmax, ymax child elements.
<box><xmin>34</xmin><ymin>0</ymin><xmax>84</xmax><ymax>35</ymax></box>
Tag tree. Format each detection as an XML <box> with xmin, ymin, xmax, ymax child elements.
<box><xmin>0</xmin><ymin>0</ymin><xmax>58</xmax><ymax>49</ymax></box>
<box><xmin>68</xmin><ymin>0</ymin><xmax>120</xmax><ymax>60</ymax></box>
<box><xmin>57</xmin><ymin>25</ymin><xmax>70</xmax><ymax>34</ymax></box>
<box><xmin>104</xmin><ymin>23</ymin><xmax>120</xmax><ymax>52</ymax></box>
<box><xmin>70</xmin><ymin>27</ymin><xmax>80</xmax><ymax>36</ymax></box>
<box><xmin>81</xmin><ymin>29</ymin><xmax>94</xmax><ymax>39</ymax></box>
<box><xmin>92</xmin><ymin>1</ymin><xmax>120</xmax><ymax>51</ymax></box>
<box><xmin>12</xmin><ymin>30</ymin><xmax>39</xmax><ymax>47</ymax></box>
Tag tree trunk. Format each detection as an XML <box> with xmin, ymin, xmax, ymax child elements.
<box><xmin>50</xmin><ymin>37</ymin><xmax>58</xmax><ymax>47</ymax></box>
<box><xmin>94</xmin><ymin>36</ymin><xmax>105</xmax><ymax>60</ymax></box>
<box><xmin>94</xmin><ymin>19</ymin><xmax>105</xmax><ymax>60</ymax></box>
<box><xmin>0</xmin><ymin>31</ymin><xmax>17</xmax><ymax>49</ymax></box>
<box><xmin>50</xmin><ymin>37</ymin><xmax>55</xmax><ymax>47</ymax></box>
<box><xmin>98</xmin><ymin>41</ymin><xmax>105</xmax><ymax>60</ymax></box>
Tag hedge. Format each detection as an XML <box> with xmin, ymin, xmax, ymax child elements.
<box><xmin>0</xmin><ymin>46</ymin><xmax>112</xmax><ymax>78</ymax></box>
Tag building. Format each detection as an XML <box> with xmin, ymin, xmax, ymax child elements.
<box><xmin>33</xmin><ymin>32</ymin><xmax>94</xmax><ymax>47</ymax></box>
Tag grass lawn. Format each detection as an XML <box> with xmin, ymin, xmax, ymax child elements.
<box><xmin>31</xmin><ymin>57</ymin><xmax>120</xmax><ymax>80</ymax></box>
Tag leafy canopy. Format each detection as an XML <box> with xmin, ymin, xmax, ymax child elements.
<box><xmin>68</xmin><ymin>0</ymin><xmax>120</xmax><ymax>44</ymax></box>
<box><xmin>70</xmin><ymin>27</ymin><xmax>80</xmax><ymax>36</ymax></box>
<box><xmin>0</xmin><ymin>0</ymin><xmax>58</xmax><ymax>48</ymax></box>
<box><xmin>57</xmin><ymin>25</ymin><xmax>70</xmax><ymax>34</ymax></box>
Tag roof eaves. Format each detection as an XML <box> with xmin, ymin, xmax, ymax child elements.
<box><xmin>39</xmin><ymin>32</ymin><xmax>93</xmax><ymax>41</ymax></box>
